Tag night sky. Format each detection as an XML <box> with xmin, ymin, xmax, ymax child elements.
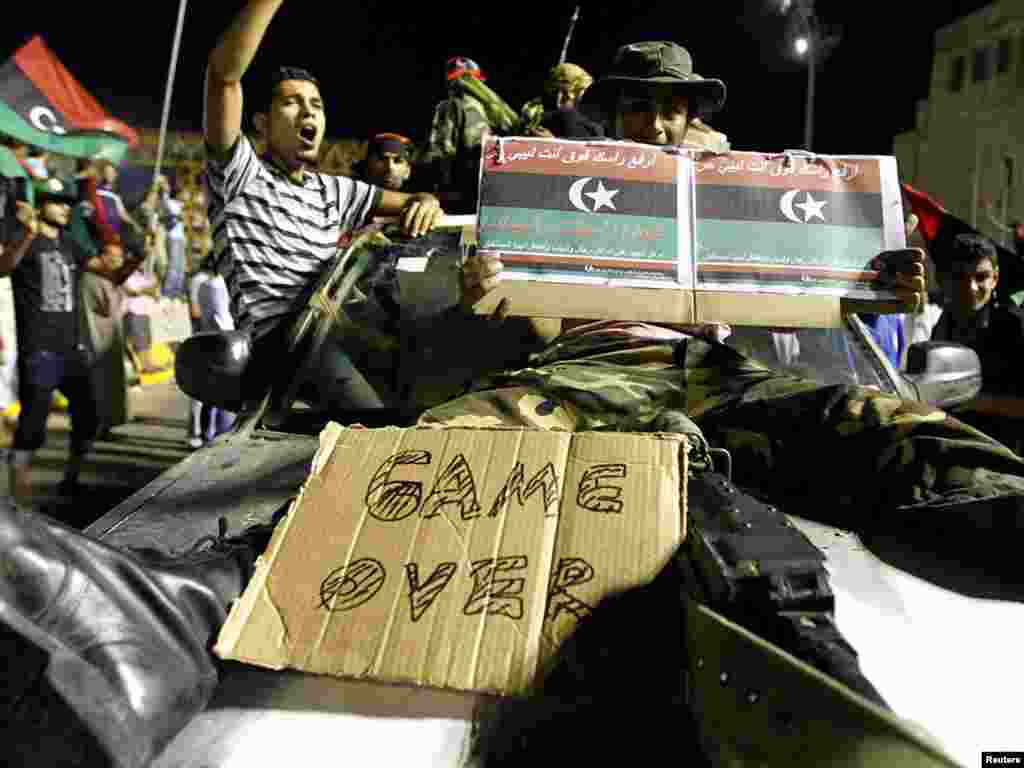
<box><xmin>0</xmin><ymin>1</ymin><xmax>997</xmax><ymax>157</ymax></box>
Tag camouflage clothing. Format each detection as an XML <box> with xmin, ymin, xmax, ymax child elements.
<box><xmin>419</xmin><ymin>83</ymin><xmax>493</xmax><ymax>214</ymax></box>
<box><xmin>520</xmin><ymin>97</ymin><xmax>546</xmax><ymax>134</ymax></box>
<box><xmin>418</xmin><ymin>321</ymin><xmax>1024</xmax><ymax>527</ymax></box>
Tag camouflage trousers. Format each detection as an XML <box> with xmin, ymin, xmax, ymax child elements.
<box><xmin>418</xmin><ymin>336</ymin><xmax>1024</xmax><ymax>528</ymax></box>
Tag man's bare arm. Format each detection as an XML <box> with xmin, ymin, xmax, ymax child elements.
<box><xmin>375</xmin><ymin>189</ymin><xmax>442</xmax><ymax>237</ymax></box>
<box><xmin>0</xmin><ymin>202</ymin><xmax>39</xmax><ymax>276</ymax></box>
<box><xmin>205</xmin><ymin>0</ymin><xmax>285</xmax><ymax>156</ymax></box>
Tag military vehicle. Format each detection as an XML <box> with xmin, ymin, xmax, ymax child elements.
<box><xmin>7</xmin><ymin>224</ymin><xmax>1022</xmax><ymax>768</ymax></box>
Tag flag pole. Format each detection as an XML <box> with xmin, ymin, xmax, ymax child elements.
<box><xmin>558</xmin><ymin>5</ymin><xmax>581</xmax><ymax>64</ymax></box>
<box><xmin>154</xmin><ymin>0</ymin><xmax>189</xmax><ymax>181</ymax></box>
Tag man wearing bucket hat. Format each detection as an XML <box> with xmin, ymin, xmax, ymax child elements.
<box><xmin>577</xmin><ymin>40</ymin><xmax>727</xmax><ymax>145</ymax></box>
<box><xmin>520</xmin><ymin>63</ymin><xmax>604</xmax><ymax>139</ymax></box>
<box><xmin>0</xmin><ymin>176</ymin><xmax>101</xmax><ymax>505</ymax></box>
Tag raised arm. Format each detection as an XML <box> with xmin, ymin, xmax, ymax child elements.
<box><xmin>204</xmin><ymin>0</ymin><xmax>285</xmax><ymax>157</ymax></box>
<box><xmin>0</xmin><ymin>202</ymin><xmax>39</xmax><ymax>277</ymax></box>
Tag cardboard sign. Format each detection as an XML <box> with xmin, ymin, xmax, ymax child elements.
<box><xmin>216</xmin><ymin>425</ymin><xmax>686</xmax><ymax>695</ymax></box>
<box><xmin>474</xmin><ymin>137</ymin><xmax>907</xmax><ymax>327</ymax></box>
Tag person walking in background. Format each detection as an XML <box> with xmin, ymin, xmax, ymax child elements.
<box><xmin>160</xmin><ymin>180</ymin><xmax>189</xmax><ymax>299</ymax></box>
<box><xmin>121</xmin><ymin>263</ymin><xmax>161</xmax><ymax>375</ymax></box>
<box><xmin>185</xmin><ymin>258</ymin><xmax>213</xmax><ymax>448</ymax></box>
<box><xmin>196</xmin><ymin>258</ymin><xmax>236</xmax><ymax>443</ymax></box>
<box><xmin>81</xmin><ymin>240</ymin><xmax>135</xmax><ymax>437</ymax></box>
<box><xmin>135</xmin><ymin>175</ymin><xmax>170</xmax><ymax>284</ymax></box>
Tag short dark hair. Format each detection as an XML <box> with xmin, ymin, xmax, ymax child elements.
<box><xmin>260</xmin><ymin>66</ymin><xmax>321</xmax><ymax>114</ymax></box>
<box><xmin>950</xmin><ymin>233</ymin><xmax>998</xmax><ymax>270</ymax></box>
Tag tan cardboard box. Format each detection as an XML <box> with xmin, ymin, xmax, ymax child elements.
<box><xmin>216</xmin><ymin>425</ymin><xmax>687</xmax><ymax>696</ymax></box>
<box><xmin>472</xmin><ymin>137</ymin><xmax>909</xmax><ymax>328</ymax></box>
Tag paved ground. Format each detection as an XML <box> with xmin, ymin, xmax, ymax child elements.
<box><xmin>1</xmin><ymin>378</ymin><xmax>194</xmax><ymax>528</ymax></box>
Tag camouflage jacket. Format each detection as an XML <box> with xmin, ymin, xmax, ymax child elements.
<box><xmin>419</xmin><ymin>321</ymin><xmax>1024</xmax><ymax>525</ymax></box>
<box><xmin>420</xmin><ymin>91</ymin><xmax>489</xmax><ymax>164</ymax></box>
<box><xmin>418</xmin><ymin>89</ymin><xmax>491</xmax><ymax>211</ymax></box>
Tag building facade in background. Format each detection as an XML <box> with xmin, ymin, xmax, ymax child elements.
<box><xmin>894</xmin><ymin>0</ymin><xmax>1024</xmax><ymax>244</ymax></box>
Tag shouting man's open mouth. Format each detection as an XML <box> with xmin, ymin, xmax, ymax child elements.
<box><xmin>298</xmin><ymin>123</ymin><xmax>318</xmax><ymax>149</ymax></box>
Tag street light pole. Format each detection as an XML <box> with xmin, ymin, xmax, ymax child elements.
<box><xmin>796</xmin><ymin>0</ymin><xmax>817</xmax><ymax>151</ymax></box>
<box><xmin>804</xmin><ymin>28</ymin><xmax>815</xmax><ymax>151</ymax></box>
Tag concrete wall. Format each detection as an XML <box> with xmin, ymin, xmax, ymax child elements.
<box><xmin>894</xmin><ymin>1</ymin><xmax>1024</xmax><ymax>244</ymax></box>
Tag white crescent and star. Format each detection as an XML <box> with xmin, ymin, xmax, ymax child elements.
<box><xmin>780</xmin><ymin>189</ymin><xmax>827</xmax><ymax>223</ymax></box>
<box><xmin>29</xmin><ymin>105</ymin><xmax>66</xmax><ymax>135</ymax></box>
<box><xmin>568</xmin><ymin>177</ymin><xmax>620</xmax><ymax>213</ymax></box>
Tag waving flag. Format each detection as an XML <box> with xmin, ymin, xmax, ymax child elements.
<box><xmin>902</xmin><ymin>182</ymin><xmax>1023</xmax><ymax>301</ymax></box>
<box><xmin>0</xmin><ymin>36</ymin><xmax>139</xmax><ymax>165</ymax></box>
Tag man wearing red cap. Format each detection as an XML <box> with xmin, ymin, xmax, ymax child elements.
<box><xmin>420</xmin><ymin>56</ymin><xmax>517</xmax><ymax>214</ymax></box>
<box><xmin>353</xmin><ymin>132</ymin><xmax>415</xmax><ymax>192</ymax></box>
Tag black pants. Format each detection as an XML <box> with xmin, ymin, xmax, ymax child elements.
<box><xmin>12</xmin><ymin>349</ymin><xmax>99</xmax><ymax>460</ymax></box>
<box><xmin>243</xmin><ymin>320</ymin><xmax>383</xmax><ymax>411</ymax></box>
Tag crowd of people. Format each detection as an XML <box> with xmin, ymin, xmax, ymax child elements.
<box><xmin>0</xmin><ymin>136</ymin><xmax>222</xmax><ymax>504</ymax></box>
<box><xmin>5</xmin><ymin>2</ymin><xmax>1024</xmax><ymax>766</ymax></box>
<box><xmin>1</xmin><ymin>11</ymin><xmax>1022</xmax><ymax>507</ymax></box>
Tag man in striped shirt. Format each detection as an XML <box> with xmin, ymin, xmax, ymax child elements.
<box><xmin>205</xmin><ymin>0</ymin><xmax>443</xmax><ymax>410</ymax></box>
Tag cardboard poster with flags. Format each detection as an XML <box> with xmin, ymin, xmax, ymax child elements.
<box><xmin>0</xmin><ymin>36</ymin><xmax>139</xmax><ymax>164</ymax></box>
<box><xmin>474</xmin><ymin>137</ymin><xmax>907</xmax><ymax>328</ymax></box>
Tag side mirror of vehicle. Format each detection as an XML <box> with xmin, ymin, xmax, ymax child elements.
<box><xmin>175</xmin><ymin>330</ymin><xmax>252</xmax><ymax>412</ymax></box>
<box><xmin>902</xmin><ymin>341</ymin><xmax>982</xmax><ymax>409</ymax></box>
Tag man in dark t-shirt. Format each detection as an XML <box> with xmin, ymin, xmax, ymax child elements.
<box><xmin>931</xmin><ymin>233</ymin><xmax>1024</xmax><ymax>450</ymax></box>
<box><xmin>0</xmin><ymin>176</ymin><xmax>100</xmax><ymax>505</ymax></box>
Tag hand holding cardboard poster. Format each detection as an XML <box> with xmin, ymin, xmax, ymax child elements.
<box><xmin>473</xmin><ymin>137</ymin><xmax>908</xmax><ymax>328</ymax></box>
<box><xmin>215</xmin><ymin>426</ymin><xmax>686</xmax><ymax>696</ymax></box>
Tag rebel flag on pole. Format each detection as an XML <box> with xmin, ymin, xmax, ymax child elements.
<box><xmin>693</xmin><ymin>152</ymin><xmax>905</xmax><ymax>298</ymax></box>
<box><xmin>901</xmin><ymin>182</ymin><xmax>1024</xmax><ymax>302</ymax></box>
<box><xmin>0</xmin><ymin>35</ymin><xmax>139</xmax><ymax>165</ymax></box>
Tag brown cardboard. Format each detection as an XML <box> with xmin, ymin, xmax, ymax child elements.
<box><xmin>474</xmin><ymin>281</ymin><xmax>696</xmax><ymax>324</ymax></box>
<box><xmin>215</xmin><ymin>425</ymin><xmax>686</xmax><ymax>696</ymax></box>
<box><xmin>472</xmin><ymin>138</ymin><xmax>909</xmax><ymax>329</ymax></box>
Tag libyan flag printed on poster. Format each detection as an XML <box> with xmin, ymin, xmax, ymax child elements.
<box><xmin>0</xmin><ymin>35</ymin><xmax>139</xmax><ymax>167</ymax></box>
<box><xmin>477</xmin><ymin>137</ymin><xmax>907</xmax><ymax>301</ymax></box>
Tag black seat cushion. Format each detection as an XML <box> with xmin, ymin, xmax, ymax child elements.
<box><xmin>174</xmin><ymin>331</ymin><xmax>253</xmax><ymax>412</ymax></box>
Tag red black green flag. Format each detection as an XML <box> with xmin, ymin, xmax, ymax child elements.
<box><xmin>902</xmin><ymin>182</ymin><xmax>1023</xmax><ymax>301</ymax></box>
<box><xmin>477</xmin><ymin>137</ymin><xmax>684</xmax><ymax>286</ymax></box>
<box><xmin>694</xmin><ymin>153</ymin><xmax>904</xmax><ymax>297</ymax></box>
<box><xmin>0</xmin><ymin>36</ymin><xmax>139</xmax><ymax>166</ymax></box>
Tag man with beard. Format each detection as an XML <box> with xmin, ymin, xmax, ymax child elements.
<box><xmin>0</xmin><ymin>177</ymin><xmax>101</xmax><ymax>504</ymax></box>
<box><xmin>444</xmin><ymin>41</ymin><xmax>1017</xmax><ymax>526</ymax></box>
<box><xmin>352</xmin><ymin>132</ymin><xmax>415</xmax><ymax>192</ymax></box>
<box><xmin>2</xmin><ymin>39</ymin><xmax>1022</xmax><ymax>768</ymax></box>
<box><xmin>204</xmin><ymin>0</ymin><xmax>443</xmax><ymax>411</ymax></box>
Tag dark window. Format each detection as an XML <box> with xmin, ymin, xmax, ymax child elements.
<box><xmin>998</xmin><ymin>37</ymin><xmax>1012</xmax><ymax>74</ymax></box>
<box><xmin>974</xmin><ymin>45</ymin><xmax>992</xmax><ymax>82</ymax></box>
<box><xmin>950</xmin><ymin>55</ymin><xmax>965</xmax><ymax>91</ymax></box>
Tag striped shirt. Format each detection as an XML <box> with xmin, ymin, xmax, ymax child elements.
<box><xmin>207</xmin><ymin>136</ymin><xmax>379</xmax><ymax>339</ymax></box>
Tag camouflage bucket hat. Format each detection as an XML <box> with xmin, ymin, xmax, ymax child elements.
<box><xmin>584</xmin><ymin>41</ymin><xmax>726</xmax><ymax>115</ymax></box>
